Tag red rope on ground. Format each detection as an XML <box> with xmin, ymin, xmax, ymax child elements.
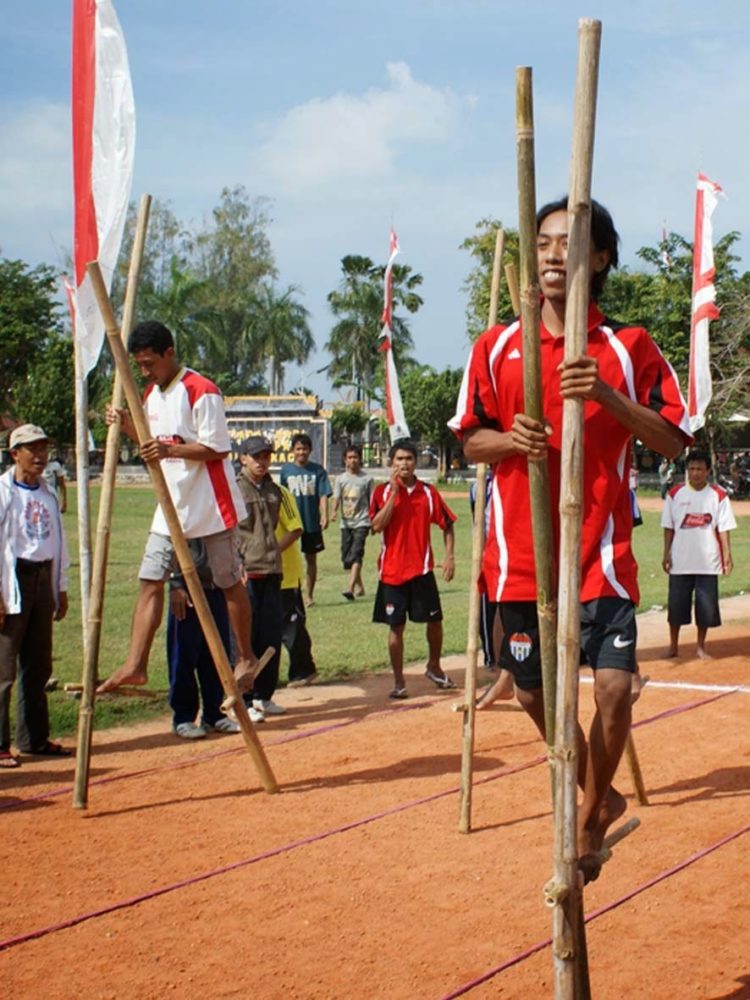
<box><xmin>440</xmin><ymin>820</ymin><xmax>750</xmax><ymax>999</ymax></box>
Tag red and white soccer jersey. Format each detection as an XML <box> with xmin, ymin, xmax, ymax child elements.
<box><xmin>661</xmin><ymin>483</ymin><xmax>736</xmax><ymax>574</ymax></box>
<box><xmin>143</xmin><ymin>368</ymin><xmax>245</xmax><ymax>539</ymax></box>
<box><xmin>449</xmin><ymin>303</ymin><xmax>691</xmax><ymax>603</ymax></box>
<box><xmin>370</xmin><ymin>479</ymin><xmax>457</xmax><ymax>586</ymax></box>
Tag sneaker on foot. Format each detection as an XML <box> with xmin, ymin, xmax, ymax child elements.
<box><xmin>174</xmin><ymin>722</ymin><xmax>206</xmax><ymax>740</ymax></box>
<box><xmin>248</xmin><ymin>705</ymin><xmax>265</xmax><ymax>724</ymax></box>
<box><xmin>253</xmin><ymin>698</ymin><xmax>286</xmax><ymax>716</ymax></box>
<box><xmin>203</xmin><ymin>717</ymin><xmax>241</xmax><ymax>734</ymax></box>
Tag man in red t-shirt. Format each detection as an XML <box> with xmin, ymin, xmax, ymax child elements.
<box><xmin>451</xmin><ymin>197</ymin><xmax>691</xmax><ymax>881</ymax></box>
<box><xmin>370</xmin><ymin>440</ymin><xmax>456</xmax><ymax>699</ymax></box>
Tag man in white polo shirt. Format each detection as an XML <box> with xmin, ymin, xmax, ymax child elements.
<box><xmin>662</xmin><ymin>448</ymin><xmax>736</xmax><ymax>659</ymax></box>
<box><xmin>98</xmin><ymin>321</ymin><xmax>259</xmax><ymax>694</ymax></box>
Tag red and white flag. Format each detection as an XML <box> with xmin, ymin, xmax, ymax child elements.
<box><xmin>72</xmin><ymin>0</ymin><xmax>135</xmax><ymax>375</ymax></box>
<box><xmin>688</xmin><ymin>173</ymin><xmax>724</xmax><ymax>433</ymax></box>
<box><xmin>379</xmin><ymin>229</ymin><xmax>411</xmax><ymax>442</ymax></box>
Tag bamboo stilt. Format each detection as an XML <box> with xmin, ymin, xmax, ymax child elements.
<box><xmin>73</xmin><ymin>195</ymin><xmax>152</xmax><ymax>810</ymax></box>
<box><xmin>515</xmin><ymin>67</ymin><xmax>558</xmax><ymax>754</ymax></box>
<box><xmin>625</xmin><ymin>731</ymin><xmax>649</xmax><ymax>806</ymax></box>
<box><xmin>86</xmin><ymin>263</ymin><xmax>279</xmax><ymax>795</ymax></box>
<box><xmin>504</xmin><ymin>261</ymin><xmax>521</xmax><ymax>316</ymax></box>
<box><xmin>552</xmin><ymin>18</ymin><xmax>602</xmax><ymax>1000</ymax></box>
<box><xmin>458</xmin><ymin>227</ymin><xmax>505</xmax><ymax>834</ymax></box>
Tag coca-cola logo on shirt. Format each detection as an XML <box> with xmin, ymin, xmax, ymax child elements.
<box><xmin>680</xmin><ymin>512</ymin><xmax>713</xmax><ymax>529</ymax></box>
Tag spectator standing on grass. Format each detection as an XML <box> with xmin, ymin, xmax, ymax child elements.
<box><xmin>658</xmin><ymin>456</ymin><xmax>675</xmax><ymax>500</ymax></box>
<box><xmin>166</xmin><ymin>538</ymin><xmax>240</xmax><ymax>739</ymax></box>
<box><xmin>370</xmin><ymin>439</ymin><xmax>457</xmax><ymax>699</ymax></box>
<box><xmin>280</xmin><ymin>433</ymin><xmax>332</xmax><ymax>606</ymax></box>
<box><xmin>331</xmin><ymin>444</ymin><xmax>374</xmax><ymax>602</ymax></box>
<box><xmin>275</xmin><ymin>490</ymin><xmax>318</xmax><ymax>688</ymax></box>
<box><xmin>41</xmin><ymin>448</ymin><xmax>67</xmax><ymax>514</ymax></box>
<box><xmin>0</xmin><ymin>424</ymin><xmax>71</xmax><ymax>767</ymax></box>
<box><xmin>236</xmin><ymin>436</ymin><xmax>293</xmax><ymax>723</ymax></box>
<box><xmin>662</xmin><ymin>448</ymin><xmax>736</xmax><ymax>660</ymax></box>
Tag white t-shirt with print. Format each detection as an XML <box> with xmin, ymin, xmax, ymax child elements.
<box><xmin>661</xmin><ymin>483</ymin><xmax>737</xmax><ymax>574</ymax></box>
<box><xmin>10</xmin><ymin>481</ymin><xmax>59</xmax><ymax>562</ymax></box>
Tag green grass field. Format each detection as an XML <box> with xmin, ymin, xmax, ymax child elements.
<box><xmin>31</xmin><ymin>484</ymin><xmax>750</xmax><ymax>738</ymax></box>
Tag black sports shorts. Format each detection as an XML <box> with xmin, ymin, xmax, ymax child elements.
<box><xmin>373</xmin><ymin>571</ymin><xmax>443</xmax><ymax>627</ymax></box>
<box><xmin>667</xmin><ymin>574</ymin><xmax>721</xmax><ymax>628</ymax></box>
<box><xmin>499</xmin><ymin>597</ymin><xmax>637</xmax><ymax>691</ymax></box>
<box><xmin>301</xmin><ymin>530</ymin><xmax>325</xmax><ymax>555</ymax></box>
<box><xmin>341</xmin><ymin>526</ymin><xmax>369</xmax><ymax>569</ymax></box>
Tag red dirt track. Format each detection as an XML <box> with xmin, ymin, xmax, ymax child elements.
<box><xmin>2</xmin><ymin>600</ymin><xmax>749</xmax><ymax>999</ymax></box>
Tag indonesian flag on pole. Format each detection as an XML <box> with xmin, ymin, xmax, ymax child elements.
<box><xmin>379</xmin><ymin>229</ymin><xmax>411</xmax><ymax>442</ymax></box>
<box><xmin>688</xmin><ymin>173</ymin><xmax>724</xmax><ymax>433</ymax></box>
<box><xmin>72</xmin><ymin>0</ymin><xmax>135</xmax><ymax>376</ymax></box>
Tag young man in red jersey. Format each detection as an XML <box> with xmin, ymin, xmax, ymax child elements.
<box><xmin>370</xmin><ymin>440</ymin><xmax>456</xmax><ymax>699</ymax></box>
<box><xmin>99</xmin><ymin>321</ymin><xmax>258</xmax><ymax>696</ymax></box>
<box><xmin>451</xmin><ymin>198</ymin><xmax>691</xmax><ymax>881</ymax></box>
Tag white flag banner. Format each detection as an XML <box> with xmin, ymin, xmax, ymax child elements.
<box><xmin>688</xmin><ymin>173</ymin><xmax>724</xmax><ymax>433</ymax></box>
<box><xmin>72</xmin><ymin>0</ymin><xmax>135</xmax><ymax>376</ymax></box>
<box><xmin>379</xmin><ymin>229</ymin><xmax>410</xmax><ymax>442</ymax></box>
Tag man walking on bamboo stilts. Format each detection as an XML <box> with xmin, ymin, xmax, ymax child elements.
<box><xmin>451</xmin><ymin>198</ymin><xmax>691</xmax><ymax>880</ymax></box>
<box><xmin>98</xmin><ymin>321</ymin><xmax>259</xmax><ymax>694</ymax></box>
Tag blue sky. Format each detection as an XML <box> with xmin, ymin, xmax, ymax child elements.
<box><xmin>2</xmin><ymin>1</ymin><xmax>748</xmax><ymax>398</ymax></box>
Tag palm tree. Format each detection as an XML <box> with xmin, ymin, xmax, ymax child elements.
<box><xmin>245</xmin><ymin>284</ymin><xmax>315</xmax><ymax>395</ymax></box>
<box><xmin>325</xmin><ymin>255</ymin><xmax>422</xmax><ymax>404</ymax></box>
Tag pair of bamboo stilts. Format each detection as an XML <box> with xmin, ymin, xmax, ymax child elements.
<box><xmin>72</xmin><ymin>195</ymin><xmax>278</xmax><ymax>808</ymax></box>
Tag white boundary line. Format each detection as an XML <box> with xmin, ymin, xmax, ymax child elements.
<box><xmin>580</xmin><ymin>676</ymin><xmax>750</xmax><ymax>695</ymax></box>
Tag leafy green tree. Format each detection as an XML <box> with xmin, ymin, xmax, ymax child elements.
<box><xmin>400</xmin><ymin>364</ymin><xmax>464</xmax><ymax>477</ymax></box>
<box><xmin>0</xmin><ymin>259</ymin><xmax>63</xmax><ymax>408</ymax></box>
<box><xmin>326</xmin><ymin>255</ymin><xmax>421</xmax><ymax>403</ymax></box>
<box><xmin>330</xmin><ymin>402</ymin><xmax>369</xmax><ymax>440</ymax></box>
<box><xmin>460</xmin><ymin>219</ymin><xmax>519</xmax><ymax>341</ymax></box>
<box><xmin>20</xmin><ymin>335</ymin><xmax>76</xmax><ymax>446</ymax></box>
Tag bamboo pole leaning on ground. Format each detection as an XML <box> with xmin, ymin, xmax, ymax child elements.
<box><xmin>515</xmin><ymin>66</ymin><xmax>558</xmax><ymax>754</ymax></box>
<box><xmin>73</xmin><ymin>194</ymin><xmax>152</xmax><ymax>810</ymax></box>
<box><xmin>458</xmin><ymin>226</ymin><xmax>505</xmax><ymax>834</ymax></box>
<box><xmin>86</xmin><ymin>262</ymin><xmax>280</xmax><ymax>795</ymax></box>
<box><xmin>551</xmin><ymin>18</ymin><xmax>602</xmax><ymax>1000</ymax></box>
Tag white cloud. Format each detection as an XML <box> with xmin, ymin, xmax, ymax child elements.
<box><xmin>251</xmin><ymin>62</ymin><xmax>470</xmax><ymax>192</ymax></box>
<box><xmin>0</xmin><ymin>101</ymin><xmax>71</xmax><ymax>261</ymax></box>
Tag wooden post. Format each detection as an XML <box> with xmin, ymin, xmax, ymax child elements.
<box><xmin>86</xmin><ymin>262</ymin><xmax>280</xmax><ymax>795</ymax></box>
<box><xmin>458</xmin><ymin>226</ymin><xmax>505</xmax><ymax>834</ymax></box>
<box><xmin>552</xmin><ymin>18</ymin><xmax>601</xmax><ymax>1000</ymax></box>
<box><xmin>516</xmin><ymin>66</ymin><xmax>558</xmax><ymax>753</ymax></box>
<box><xmin>73</xmin><ymin>195</ymin><xmax>152</xmax><ymax>809</ymax></box>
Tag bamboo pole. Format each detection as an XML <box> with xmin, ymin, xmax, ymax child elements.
<box><xmin>515</xmin><ymin>67</ymin><xmax>558</xmax><ymax>753</ymax></box>
<box><xmin>86</xmin><ymin>262</ymin><xmax>279</xmax><ymax>795</ymax></box>
<box><xmin>73</xmin><ymin>337</ymin><xmax>92</xmax><ymax>664</ymax></box>
<box><xmin>73</xmin><ymin>195</ymin><xmax>152</xmax><ymax>809</ymax></box>
<box><xmin>504</xmin><ymin>261</ymin><xmax>521</xmax><ymax>315</ymax></box>
<box><xmin>458</xmin><ymin>226</ymin><xmax>505</xmax><ymax>834</ymax></box>
<box><xmin>552</xmin><ymin>18</ymin><xmax>601</xmax><ymax>1000</ymax></box>
<box><xmin>625</xmin><ymin>731</ymin><xmax>649</xmax><ymax>806</ymax></box>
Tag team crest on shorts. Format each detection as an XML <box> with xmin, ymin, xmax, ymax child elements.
<box><xmin>509</xmin><ymin>632</ymin><xmax>533</xmax><ymax>662</ymax></box>
<box><xmin>385</xmin><ymin>603</ymin><xmax>395</xmax><ymax>617</ymax></box>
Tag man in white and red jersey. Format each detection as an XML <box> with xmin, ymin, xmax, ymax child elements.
<box><xmin>450</xmin><ymin>197</ymin><xmax>691</xmax><ymax>881</ymax></box>
<box><xmin>370</xmin><ymin>440</ymin><xmax>456</xmax><ymax>699</ymax></box>
<box><xmin>98</xmin><ymin>321</ymin><xmax>259</xmax><ymax>695</ymax></box>
<box><xmin>662</xmin><ymin>449</ymin><xmax>735</xmax><ymax>659</ymax></box>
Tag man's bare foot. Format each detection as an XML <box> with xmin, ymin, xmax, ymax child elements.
<box><xmin>666</xmin><ymin>647</ymin><xmax>679</xmax><ymax>659</ymax></box>
<box><xmin>578</xmin><ymin>787</ymin><xmax>627</xmax><ymax>885</ymax></box>
<box><xmin>476</xmin><ymin>669</ymin><xmax>514</xmax><ymax>710</ymax></box>
<box><xmin>696</xmin><ymin>646</ymin><xmax>713</xmax><ymax>660</ymax></box>
<box><xmin>97</xmin><ymin>667</ymin><xmax>148</xmax><ymax>694</ymax></box>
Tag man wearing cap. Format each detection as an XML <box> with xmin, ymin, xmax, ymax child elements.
<box><xmin>237</xmin><ymin>436</ymin><xmax>300</xmax><ymax>720</ymax></box>
<box><xmin>0</xmin><ymin>425</ymin><xmax>71</xmax><ymax>767</ymax></box>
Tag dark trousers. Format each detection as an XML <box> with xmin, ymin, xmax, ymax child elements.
<box><xmin>246</xmin><ymin>575</ymin><xmax>282</xmax><ymax>701</ymax></box>
<box><xmin>166</xmin><ymin>588</ymin><xmax>229</xmax><ymax>727</ymax></box>
<box><xmin>0</xmin><ymin>560</ymin><xmax>55</xmax><ymax>752</ymax></box>
<box><xmin>281</xmin><ymin>586</ymin><xmax>317</xmax><ymax>681</ymax></box>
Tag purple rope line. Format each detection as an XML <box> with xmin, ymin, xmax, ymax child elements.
<box><xmin>0</xmin><ymin>688</ymin><xmax>737</xmax><ymax>953</ymax></box>
<box><xmin>440</xmin><ymin>820</ymin><xmax>750</xmax><ymax>999</ymax></box>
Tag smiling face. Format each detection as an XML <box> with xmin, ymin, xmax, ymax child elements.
<box><xmin>293</xmin><ymin>440</ymin><xmax>311</xmax><ymax>466</ymax></box>
<box><xmin>132</xmin><ymin>346</ymin><xmax>179</xmax><ymax>389</ymax></box>
<box><xmin>12</xmin><ymin>439</ymin><xmax>48</xmax><ymax>485</ymax></box>
<box><xmin>537</xmin><ymin>209</ymin><xmax>611</xmax><ymax>306</ymax></box>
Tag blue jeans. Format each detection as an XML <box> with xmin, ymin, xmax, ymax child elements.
<box><xmin>166</xmin><ymin>587</ymin><xmax>229</xmax><ymax>727</ymax></box>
